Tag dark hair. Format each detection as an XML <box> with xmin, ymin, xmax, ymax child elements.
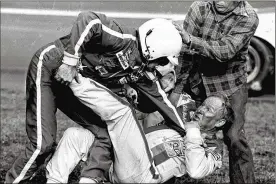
<box><xmin>208</xmin><ymin>93</ymin><xmax>234</xmax><ymax>131</ymax></box>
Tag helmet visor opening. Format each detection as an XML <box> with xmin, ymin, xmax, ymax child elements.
<box><xmin>151</xmin><ymin>57</ymin><xmax>170</xmax><ymax>66</ymax></box>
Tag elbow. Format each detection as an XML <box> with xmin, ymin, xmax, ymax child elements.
<box><xmin>214</xmin><ymin>41</ymin><xmax>237</xmax><ymax>62</ymax></box>
<box><xmin>186</xmin><ymin>163</ymin><xmax>211</xmax><ymax>179</ymax></box>
<box><xmin>187</xmin><ymin>169</ymin><xmax>204</xmax><ymax>179</ymax></box>
<box><xmin>186</xmin><ymin>165</ymin><xmax>204</xmax><ymax>179</ymax></box>
<box><xmin>77</xmin><ymin>11</ymin><xmax>98</xmax><ymax>22</ymax></box>
<box><xmin>215</xmin><ymin>51</ymin><xmax>236</xmax><ymax>62</ymax></box>
<box><xmin>77</xmin><ymin>11</ymin><xmax>90</xmax><ymax>20</ymax></box>
<box><xmin>215</xmin><ymin>54</ymin><xmax>235</xmax><ymax>63</ymax></box>
<box><xmin>77</xmin><ymin>11</ymin><xmax>94</xmax><ymax>19</ymax></box>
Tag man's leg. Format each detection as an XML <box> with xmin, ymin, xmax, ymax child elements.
<box><xmin>224</xmin><ymin>84</ymin><xmax>255</xmax><ymax>184</ymax></box>
<box><xmin>79</xmin><ymin>134</ymin><xmax>112</xmax><ymax>183</ymax></box>
<box><xmin>53</xmin><ymin>82</ymin><xmax>113</xmax><ymax>182</ymax></box>
<box><xmin>5</xmin><ymin>43</ymin><xmax>63</xmax><ymax>183</ymax></box>
<box><xmin>70</xmin><ymin>75</ymin><xmax>159</xmax><ymax>183</ymax></box>
<box><xmin>46</xmin><ymin>127</ymin><xmax>95</xmax><ymax>183</ymax></box>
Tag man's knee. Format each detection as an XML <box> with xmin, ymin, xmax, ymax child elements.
<box><xmin>62</xmin><ymin>127</ymin><xmax>95</xmax><ymax>146</ymax></box>
<box><xmin>64</xmin><ymin>127</ymin><xmax>89</xmax><ymax>138</ymax></box>
<box><xmin>63</xmin><ymin>127</ymin><xmax>82</xmax><ymax>136</ymax></box>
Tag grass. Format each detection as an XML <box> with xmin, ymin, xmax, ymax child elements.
<box><xmin>1</xmin><ymin>87</ymin><xmax>275</xmax><ymax>184</ymax></box>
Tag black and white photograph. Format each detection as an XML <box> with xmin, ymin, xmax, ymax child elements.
<box><xmin>1</xmin><ymin>1</ymin><xmax>275</xmax><ymax>183</ymax></box>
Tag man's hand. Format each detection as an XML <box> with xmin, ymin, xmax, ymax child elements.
<box><xmin>160</xmin><ymin>72</ymin><xmax>176</xmax><ymax>93</ymax></box>
<box><xmin>123</xmin><ymin>84</ymin><xmax>138</xmax><ymax>105</ymax></box>
<box><xmin>55</xmin><ymin>63</ymin><xmax>80</xmax><ymax>85</ymax></box>
<box><xmin>185</xmin><ymin>120</ymin><xmax>200</xmax><ymax>129</ymax></box>
<box><xmin>172</xmin><ymin>21</ymin><xmax>190</xmax><ymax>45</ymax></box>
<box><xmin>168</xmin><ymin>92</ymin><xmax>181</xmax><ymax>107</ymax></box>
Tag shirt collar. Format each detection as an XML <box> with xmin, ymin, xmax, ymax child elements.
<box><xmin>232</xmin><ymin>1</ymin><xmax>249</xmax><ymax>17</ymax></box>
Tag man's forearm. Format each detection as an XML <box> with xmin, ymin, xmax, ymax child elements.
<box><xmin>184</xmin><ymin>125</ymin><xmax>222</xmax><ymax>179</ymax></box>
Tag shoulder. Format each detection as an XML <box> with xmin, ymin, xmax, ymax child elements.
<box><xmin>243</xmin><ymin>2</ymin><xmax>259</xmax><ymax>21</ymax></box>
<box><xmin>236</xmin><ymin>2</ymin><xmax>259</xmax><ymax>30</ymax></box>
<box><xmin>187</xmin><ymin>1</ymin><xmax>212</xmax><ymax>18</ymax></box>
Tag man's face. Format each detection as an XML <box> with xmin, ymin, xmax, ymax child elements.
<box><xmin>213</xmin><ymin>1</ymin><xmax>240</xmax><ymax>14</ymax></box>
<box><xmin>160</xmin><ymin>72</ymin><xmax>175</xmax><ymax>92</ymax></box>
<box><xmin>193</xmin><ymin>96</ymin><xmax>226</xmax><ymax>130</ymax></box>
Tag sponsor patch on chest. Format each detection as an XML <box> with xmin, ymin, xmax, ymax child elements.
<box><xmin>116</xmin><ymin>48</ymin><xmax>132</xmax><ymax>70</ymax></box>
<box><xmin>163</xmin><ymin>139</ymin><xmax>185</xmax><ymax>157</ymax></box>
<box><xmin>95</xmin><ymin>65</ymin><xmax>108</xmax><ymax>75</ymax></box>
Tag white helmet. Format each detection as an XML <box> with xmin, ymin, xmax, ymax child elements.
<box><xmin>138</xmin><ymin>18</ymin><xmax>182</xmax><ymax>65</ymax></box>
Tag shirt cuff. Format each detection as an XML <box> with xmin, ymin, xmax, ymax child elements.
<box><xmin>189</xmin><ymin>35</ymin><xmax>203</xmax><ymax>55</ymax></box>
<box><xmin>62</xmin><ymin>51</ymin><xmax>80</xmax><ymax>66</ymax></box>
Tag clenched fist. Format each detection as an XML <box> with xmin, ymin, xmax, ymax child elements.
<box><xmin>55</xmin><ymin>63</ymin><xmax>80</xmax><ymax>85</ymax></box>
<box><xmin>123</xmin><ymin>84</ymin><xmax>138</xmax><ymax>105</ymax></box>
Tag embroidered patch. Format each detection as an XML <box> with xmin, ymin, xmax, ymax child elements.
<box><xmin>205</xmin><ymin>147</ymin><xmax>222</xmax><ymax>161</ymax></box>
<box><xmin>163</xmin><ymin>139</ymin><xmax>185</xmax><ymax>157</ymax></box>
<box><xmin>95</xmin><ymin>65</ymin><xmax>108</xmax><ymax>75</ymax></box>
<box><xmin>116</xmin><ymin>49</ymin><xmax>132</xmax><ymax>70</ymax></box>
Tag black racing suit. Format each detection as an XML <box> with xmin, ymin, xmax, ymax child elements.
<box><xmin>5</xmin><ymin>11</ymin><xmax>185</xmax><ymax>183</ymax></box>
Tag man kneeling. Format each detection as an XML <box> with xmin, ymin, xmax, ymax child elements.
<box><xmin>46</xmin><ymin>93</ymin><xmax>233</xmax><ymax>183</ymax></box>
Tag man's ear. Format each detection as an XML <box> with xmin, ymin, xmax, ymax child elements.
<box><xmin>215</xmin><ymin>119</ymin><xmax>226</xmax><ymax>128</ymax></box>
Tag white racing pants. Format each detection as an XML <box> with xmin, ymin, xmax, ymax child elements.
<box><xmin>47</xmin><ymin>75</ymin><xmax>159</xmax><ymax>183</ymax></box>
<box><xmin>46</xmin><ymin>127</ymin><xmax>95</xmax><ymax>183</ymax></box>
<box><xmin>46</xmin><ymin>125</ymin><xmax>186</xmax><ymax>183</ymax></box>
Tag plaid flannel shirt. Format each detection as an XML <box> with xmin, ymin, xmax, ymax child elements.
<box><xmin>174</xmin><ymin>1</ymin><xmax>259</xmax><ymax>97</ymax></box>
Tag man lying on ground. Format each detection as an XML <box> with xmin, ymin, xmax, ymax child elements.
<box><xmin>46</xmin><ymin>88</ymin><xmax>233</xmax><ymax>183</ymax></box>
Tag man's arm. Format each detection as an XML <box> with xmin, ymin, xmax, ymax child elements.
<box><xmin>64</xmin><ymin>11</ymin><xmax>110</xmax><ymax>59</ymax></box>
<box><xmin>170</xmin><ymin>1</ymin><xmax>204</xmax><ymax>97</ymax></box>
<box><xmin>182</xmin><ymin>2</ymin><xmax>259</xmax><ymax>62</ymax></box>
<box><xmin>188</xmin><ymin>15</ymin><xmax>259</xmax><ymax>62</ymax></box>
<box><xmin>184</xmin><ymin>123</ymin><xmax>222</xmax><ymax>179</ymax></box>
<box><xmin>55</xmin><ymin>12</ymin><xmax>114</xmax><ymax>84</ymax></box>
<box><xmin>169</xmin><ymin>51</ymin><xmax>194</xmax><ymax>102</ymax></box>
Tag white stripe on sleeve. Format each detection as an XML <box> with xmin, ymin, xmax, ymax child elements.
<box><xmin>74</xmin><ymin>19</ymin><xmax>136</xmax><ymax>56</ymax></box>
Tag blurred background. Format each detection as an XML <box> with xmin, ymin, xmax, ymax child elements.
<box><xmin>1</xmin><ymin>1</ymin><xmax>275</xmax><ymax>96</ymax></box>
